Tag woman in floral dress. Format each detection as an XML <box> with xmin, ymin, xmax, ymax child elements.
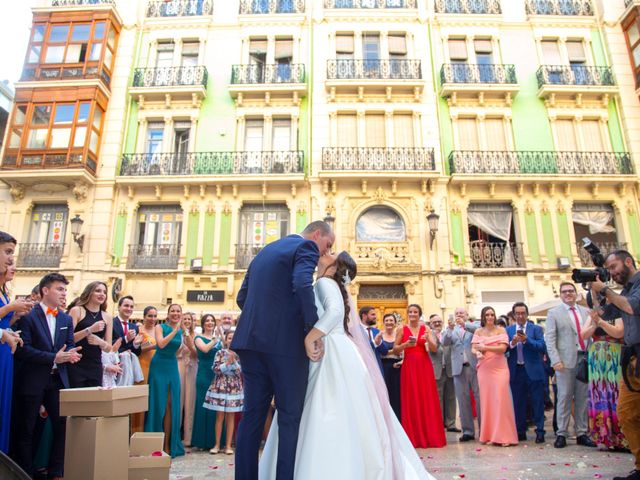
<box><xmin>204</xmin><ymin>330</ymin><xmax>243</xmax><ymax>455</ymax></box>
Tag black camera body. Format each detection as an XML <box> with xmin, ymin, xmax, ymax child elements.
<box><xmin>571</xmin><ymin>238</ymin><xmax>610</xmax><ymax>285</ymax></box>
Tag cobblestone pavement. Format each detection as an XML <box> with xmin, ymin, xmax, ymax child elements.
<box><xmin>170</xmin><ymin>430</ymin><xmax>634</xmax><ymax>480</ymax></box>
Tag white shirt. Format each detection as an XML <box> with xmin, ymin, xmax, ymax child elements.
<box><xmin>40</xmin><ymin>302</ymin><xmax>56</xmax><ymax>344</ymax></box>
<box><xmin>563</xmin><ymin>302</ymin><xmax>584</xmax><ymax>352</ymax></box>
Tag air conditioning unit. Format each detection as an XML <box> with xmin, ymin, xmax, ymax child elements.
<box><xmin>191</xmin><ymin>258</ymin><xmax>203</xmax><ymax>272</ymax></box>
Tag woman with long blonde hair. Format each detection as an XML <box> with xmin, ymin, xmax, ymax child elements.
<box><xmin>178</xmin><ymin>311</ymin><xmax>197</xmax><ymax>448</ymax></box>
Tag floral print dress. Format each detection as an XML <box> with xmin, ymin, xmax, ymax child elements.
<box><xmin>203</xmin><ymin>348</ymin><xmax>243</xmax><ymax>413</ymax></box>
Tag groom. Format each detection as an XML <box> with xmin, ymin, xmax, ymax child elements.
<box><xmin>232</xmin><ymin>221</ymin><xmax>334</xmax><ymax>480</ymax></box>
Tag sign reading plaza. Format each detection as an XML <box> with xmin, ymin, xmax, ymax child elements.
<box><xmin>186</xmin><ymin>290</ymin><xmax>225</xmax><ymax>303</ymax></box>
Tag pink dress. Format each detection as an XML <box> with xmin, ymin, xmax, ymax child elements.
<box><xmin>471</xmin><ymin>332</ymin><xmax>518</xmax><ymax>445</ymax></box>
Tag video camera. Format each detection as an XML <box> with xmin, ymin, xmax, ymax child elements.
<box><xmin>571</xmin><ymin>237</ymin><xmax>610</xmax><ymax>308</ymax></box>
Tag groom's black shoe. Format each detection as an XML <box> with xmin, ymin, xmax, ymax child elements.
<box><xmin>459</xmin><ymin>434</ymin><xmax>474</xmax><ymax>442</ymax></box>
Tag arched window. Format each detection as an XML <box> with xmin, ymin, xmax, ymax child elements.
<box><xmin>356</xmin><ymin>206</ymin><xmax>406</xmax><ymax>242</ymax></box>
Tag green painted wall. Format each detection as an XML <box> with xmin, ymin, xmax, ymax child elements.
<box><xmin>540</xmin><ymin>211</ymin><xmax>556</xmax><ymax>263</ymax></box>
<box><xmin>524</xmin><ymin>212</ymin><xmax>541</xmax><ymax>264</ymax></box>
<box><xmin>608</xmin><ymin>100</ymin><xmax>625</xmax><ymax>152</ymax></box>
<box><xmin>112</xmin><ymin>213</ymin><xmax>127</xmax><ymax>266</ymax></box>
<box><xmin>185</xmin><ymin>212</ymin><xmax>199</xmax><ymax>265</ymax></box>
<box><xmin>296</xmin><ymin>211</ymin><xmax>308</xmax><ymax>233</ymax></box>
<box><xmin>218</xmin><ymin>213</ymin><xmax>232</xmax><ymax>267</ymax></box>
<box><xmin>627</xmin><ymin>212</ymin><xmax>640</xmax><ymax>259</ymax></box>
<box><xmin>450</xmin><ymin>211</ymin><xmax>465</xmax><ymax>265</ymax></box>
<box><xmin>556</xmin><ymin>211</ymin><xmax>572</xmax><ymax>259</ymax></box>
<box><xmin>590</xmin><ymin>29</ymin><xmax>607</xmax><ymax>66</ymax></box>
<box><xmin>202</xmin><ymin>212</ymin><xmax>215</xmax><ymax>266</ymax></box>
<box><xmin>437</xmin><ymin>98</ymin><xmax>454</xmax><ymax>175</ymax></box>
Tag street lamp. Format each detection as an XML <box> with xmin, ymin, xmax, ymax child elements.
<box><xmin>70</xmin><ymin>214</ymin><xmax>85</xmax><ymax>252</ymax></box>
<box><xmin>427</xmin><ymin>210</ymin><xmax>440</xmax><ymax>250</ymax></box>
<box><xmin>323</xmin><ymin>213</ymin><xmax>335</xmax><ymax>230</ymax></box>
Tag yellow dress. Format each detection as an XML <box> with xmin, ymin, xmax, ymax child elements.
<box><xmin>131</xmin><ymin>329</ymin><xmax>157</xmax><ymax>433</ymax></box>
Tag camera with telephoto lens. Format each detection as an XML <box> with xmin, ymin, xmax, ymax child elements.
<box><xmin>571</xmin><ymin>237</ymin><xmax>610</xmax><ymax>308</ymax></box>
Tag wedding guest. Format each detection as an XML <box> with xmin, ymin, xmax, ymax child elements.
<box><xmin>380</xmin><ymin>313</ymin><xmax>402</xmax><ymax>420</ymax></box>
<box><xmin>191</xmin><ymin>314</ymin><xmax>222</xmax><ymax>450</ymax></box>
<box><xmin>102</xmin><ymin>337</ymin><xmax>123</xmax><ymax>388</ymax></box>
<box><xmin>204</xmin><ymin>330</ymin><xmax>243</xmax><ymax>455</ymax></box>
<box><xmin>359</xmin><ymin>306</ymin><xmax>388</xmax><ymax>373</ymax></box>
<box><xmin>393</xmin><ymin>304</ymin><xmax>446</xmax><ymax>448</ymax></box>
<box><xmin>145</xmin><ymin>304</ymin><xmax>185</xmax><ymax>457</ymax></box>
<box><xmin>131</xmin><ymin>306</ymin><xmax>158</xmax><ymax>433</ymax></box>
<box><xmin>581</xmin><ymin>309</ymin><xmax>627</xmax><ymax>450</ymax></box>
<box><xmin>429</xmin><ymin>314</ymin><xmax>458</xmax><ymax>433</ymax></box>
<box><xmin>471</xmin><ymin>306</ymin><xmax>518</xmax><ymax>446</ymax></box>
<box><xmin>29</xmin><ymin>285</ymin><xmax>41</xmax><ymax>303</ymax></box>
<box><xmin>215</xmin><ymin>312</ymin><xmax>235</xmax><ymax>338</ymax></box>
<box><xmin>13</xmin><ymin>273</ymin><xmax>81</xmax><ymax>478</ymax></box>
<box><xmin>68</xmin><ymin>282</ymin><xmax>113</xmax><ymax>387</ymax></box>
<box><xmin>178</xmin><ymin>311</ymin><xmax>197</xmax><ymax>449</ymax></box>
<box><xmin>112</xmin><ymin>295</ymin><xmax>141</xmax><ymax>355</ymax></box>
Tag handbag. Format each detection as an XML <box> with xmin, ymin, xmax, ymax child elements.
<box><xmin>575</xmin><ymin>354</ymin><xmax>589</xmax><ymax>383</ymax></box>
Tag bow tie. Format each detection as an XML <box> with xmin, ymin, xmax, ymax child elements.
<box><xmin>46</xmin><ymin>307</ymin><xmax>58</xmax><ymax>317</ymax></box>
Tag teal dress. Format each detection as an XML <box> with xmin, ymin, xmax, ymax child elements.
<box><xmin>144</xmin><ymin>323</ymin><xmax>184</xmax><ymax>458</ymax></box>
<box><xmin>190</xmin><ymin>335</ymin><xmax>221</xmax><ymax>449</ymax></box>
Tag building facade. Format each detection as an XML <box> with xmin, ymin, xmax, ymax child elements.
<box><xmin>1</xmin><ymin>0</ymin><xmax>639</xmax><ymax>321</ymax></box>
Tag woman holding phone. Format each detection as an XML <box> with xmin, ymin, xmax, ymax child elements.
<box><xmin>393</xmin><ymin>304</ymin><xmax>446</xmax><ymax>448</ymax></box>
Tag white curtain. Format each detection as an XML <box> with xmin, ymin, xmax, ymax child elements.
<box><xmin>467</xmin><ymin>209</ymin><xmax>512</xmax><ymax>242</ymax></box>
<box><xmin>393</xmin><ymin>114</ymin><xmax>414</xmax><ymax>147</ymax></box>
<box><xmin>572</xmin><ymin>211</ymin><xmax>616</xmax><ymax>234</ymax></box>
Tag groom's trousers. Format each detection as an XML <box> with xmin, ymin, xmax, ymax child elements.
<box><xmin>235</xmin><ymin>350</ymin><xmax>309</xmax><ymax>480</ymax></box>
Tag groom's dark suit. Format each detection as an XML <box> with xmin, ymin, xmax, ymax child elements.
<box><xmin>232</xmin><ymin>234</ymin><xmax>319</xmax><ymax>480</ymax></box>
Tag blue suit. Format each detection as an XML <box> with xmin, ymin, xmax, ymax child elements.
<box><xmin>14</xmin><ymin>305</ymin><xmax>75</xmax><ymax>477</ymax></box>
<box><xmin>507</xmin><ymin>321</ymin><xmax>547</xmax><ymax>436</ymax></box>
<box><xmin>112</xmin><ymin>316</ymin><xmax>141</xmax><ymax>355</ymax></box>
<box><xmin>232</xmin><ymin>234</ymin><xmax>319</xmax><ymax>480</ymax></box>
<box><xmin>364</xmin><ymin>326</ymin><xmax>388</xmax><ymax>374</ymax></box>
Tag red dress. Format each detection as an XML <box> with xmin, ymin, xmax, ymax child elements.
<box><xmin>400</xmin><ymin>325</ymin><xmax>447</xmax><ymax>448</ymax></box>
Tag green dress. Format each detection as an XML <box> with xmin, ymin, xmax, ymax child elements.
<box><xmin>144</xmin><ymin>323</ymin><xmax>185</xmax><ymax>458</ymax></box>
<box><xmin>190</xmin><ymin>335</ymin><xmax>221</xmax><ymax>449</ymax></box>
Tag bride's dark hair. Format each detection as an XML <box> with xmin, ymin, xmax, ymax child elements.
<box><xmin>328</xmin><ymin>251</ymin><xmax>357</xmax><ymax>336</ymax></box>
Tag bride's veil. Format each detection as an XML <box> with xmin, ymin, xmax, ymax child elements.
<box><xmin>346</xmin><ymin>292</ymin><xmax>406</xmax><ymax>480</ymax></box>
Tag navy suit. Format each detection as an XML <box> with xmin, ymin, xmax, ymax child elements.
<box><xmin>232</xmin><ymin>234</ymin><xmax>319</xmax><ymax>480</ymax></box>
<box><xmin>507</xmin><ymin>322</ymin><xmax>547</xmax><ymax>437</ymax></box>
<box><xmin>364</xmin><ymin>325</ymin><xmax>388</xmax><ymax>374</ymax></box>
<box><xmin>14</xmin><ymin>305</ymin><xmax>75</xmax><ymax>477</ymax></box>
<box><xmin>112</xmin><ymin>316</ymin><xmax>141</xmax><ymax>355</ymax></box>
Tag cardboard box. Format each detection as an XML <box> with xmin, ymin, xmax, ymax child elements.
<box><xmin>64</xmin><ymin>416</ymin><xmax>129</xmax><ymax>480</ymax></box>
<box><xmin>129</xmin><ymin>432</ymin><xmax>171</xmax><ymax>480</ymax></box>
<box><xmin>60</xmin><ymin>385</ymin><xmax>148</xmax><ymax>417</ymax></box>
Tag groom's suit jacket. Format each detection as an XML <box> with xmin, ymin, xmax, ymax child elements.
<box><xmin>233</xmin><ymin>234</ymin><xmax>320</xmax><ymax>359</ymax></box>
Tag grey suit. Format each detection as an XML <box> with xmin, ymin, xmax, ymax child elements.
<box><xmin>544</xmin><ymin>303</ymin><xmax>590</xmax><ymax>438</ymax></box>
<box><xmin>442</xmin><ymin>322</ymin><xmax>481</xmax><ymax>437</ymax></box>
<box><xmin>431</xmin><ymin>332</ymin><xmax>457</xmax><ymax>429</ymax></box>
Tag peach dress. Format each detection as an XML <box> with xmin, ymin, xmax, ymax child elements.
<box><xmin>471</xmin><ymin>332</ymin><xmax>518</xmax><ymax>445</ymax></box>
<box><xmin>131</xmin><ymin>329</ymin><xmax>157</xmax><ymax>433</ymax></box>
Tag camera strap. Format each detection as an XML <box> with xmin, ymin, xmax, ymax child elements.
<box><xmin>621</xmin><ymin>344</ymin><xmax>640</xmax><ymax>393</ymax></box>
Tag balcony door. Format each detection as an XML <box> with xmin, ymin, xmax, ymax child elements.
<box><xmin>173</xmin><ymin>121</ymin><xmax>191</xmax><ymax>173</ymax></box>
<box><xmin>388</xmin><ymin>34</ymin><xmax>407</xmax><ymax>78</ymax></box>
<box><xmin>448</xmin><ymin>39</ymin><xmax>468</xmax><ymax>82</ymax></box>
<box><xmin>275</xmin><ymin>38</ymin><xmax>293</xmax><ymax>82</ymax></box>
<box><xmin>467</xmin><ymin>203</ymin><xmax>520</xmax><ymax>268</ymax></box>
<box><xmin>541</xmin><ymin>40</ymin><xmax>564</xmax><ymax>83</ymax></box>
<box><xmin>236</xmin><ymin>204</ymin><xmax>289</xmax><ymax>267</ymax></box>
<box><xmin>244</xmin><ymin>119</ymin><xmax>264</xmax><ymax>172</ymax></box>
<box><xmin>474</xmin><ymin>39</ymin><xmax>494</xmax><ymax>82</ymax></box>
<box><xmin>28</xmin><ymin>204</ymin><xmax>68</xmax><ymax>246</ymax></box>
<box><xmin>249</xmin><ymin>38</ymin><xmax>267</xmax><ymax>83</ymax></box>
<box><xmin>155</xmin><ymin>41</ymin><xmax>174</xmax><ymax>85</ymax></box>
<box><xmin>363</xmin><ymin>33</ymin><xmax>380</xmax><ymax>77</ymax></box>
<box><xmin>180</xmin><ymin>41</ymin><xmax>199</xmax><ymax>84</ymax></box>
<box><xmin>572</xmin><ymin>203</ymin><xmax>621</xmax><ymax>266</ymax></box>
<box><xmin>145</xmin><ymin>122</ymin><xmax>164</xmax><ymax>172</ymax></box>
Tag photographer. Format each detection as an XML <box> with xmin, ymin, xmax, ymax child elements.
<box><xmin>590</xmin><ymin>250</ymin><xmax>640</xmax><ymax>480</ymax></box>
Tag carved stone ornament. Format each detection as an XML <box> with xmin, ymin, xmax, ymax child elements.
<box><xmin>372</xmin><ymin>186</ymin><xmax>387</xmax><ymax>203</ymax></box>
<box><xmin>9</xmin><ymin>183</ymin><xmax>25</xmax><ymax>202</ymax></box>
<box><xmin>72</xmin><ymin>181</ymin><xmax>89</xmax><ymax>202</ymax></box>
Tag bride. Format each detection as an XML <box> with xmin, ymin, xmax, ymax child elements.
<box><xmin>259</xmin><ymin>251</ymin><xmax>435</xmax><ymax>480</ymax></box>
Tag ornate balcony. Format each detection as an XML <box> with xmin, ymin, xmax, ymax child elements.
<box><xmin>18</xmin><ymin>243</ymin><xmax>64</xmax><ymax>269</ymax></box>
<box><xmin>119</xmin><ymin>151</ymin><xmax>304</xmax><ymax>179</ymax></box>
<box><xmin>439</xmin><ymin>63</ymin><xmax>518</xmax><ymax>100</ymax></box>
<box><xmin>238</xmin><ymin>0</ymin><xmax>305</xmax><ymax>14</ymax></box>
<box><xmin>146</xmin><ymin>0</ymin><xmax>213</xmax><ymax>17</ymax></box>
<box><xmin>448</xmin><ymin>151</ymin><xmax>633</xmax><ymax>177</ymax></box>
<box><xmin>536</xmin><ymin>65</ymin><xmax>616</xmax><ymax>102</ymax></box>
<box><xmin>127</xmin><ymin>244</ymin><xmax>180</xmax><ymax>270</ymax></box>
<box><xmin>525</xmin><ymin>0</ymin><xmax>593</xmax><ymax>16</ymax></box>
<box><xmin>434</xmin><ymin>0</ymin><xmax>501</xmax><ymax>14</ymax></box>
<box><xmin>2</xmin><ymin>151</ymin><xmax>98</xmax><ymax>180</ymax></box>
<box><xmin>326</xmin><ymin>59</ymin><xmax>423</xmax><ymax>99</ymax></box>
<box><xmin>324</xmin><ymin>0</ymin><xmax>416</xmax><ymax>8</ymax></box>
<box><xmin>235</xmin><ymin>244</ymin><xmax>262</xmax><ymax>269</ymax></box>
<box><xmin>321</xmin><ymin>147</ymin><xmax>435</xmax><ymax>177</ymax></box>
<box><xmin>576</xmin><ymin>241</ymin><xmax>627</xmax><ymax>267</ymax></box>
<box><xmin>470</xmin><ymin>241</ymin><xmax>525</xmax><ymax>269</ymax></box>
<box><xmin>51</xmin><ymin>0</ymin><xmax>115</xmax><ymax>5</ymax></box>
<box><xmin>229</xmin><ymin>64</ymin><xmax>306</xmax><ymax>104</ymax></box>
<box><xmin>130</xmin><ymin>66</ymin><xmax>208</xmax><ymax>104</ymax></box>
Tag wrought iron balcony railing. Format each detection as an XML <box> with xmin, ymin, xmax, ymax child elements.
<box><xmin>235</xmin><ymin>244</ymin><xmax>263</xmax><ymax>269</ymax></box>
<box><xmin>434</xmin><ymin>0</ymin><xmax>501</xmax><ymax>14</ymax></box>
<box><xmin>239</xmin><ymin>0</ymin><xmax>305</xmax><ymax>14</ymax></box>
<box><xmin>18</xmin><ymin>243</ymin><xmax>65</xmax><ymax>269</ymax></box>
<box><xmin>576</xmin><ymin>241</ymin><xmax>627</xmax><ymax>267</ymax></box>
<box><xmin>120</xmin><ymin>151</ymin><xmax>304</xmax><ymax>176</ymax></box>
<box><xmin>231</xmin><ymin>64</ymin><xmax>305</xmax><ymax>84</ymax></box>
<box><xmin>324</xmin><ymin>0</ymin><xmax>416</xmax><ymax>8</ymax></box>
<box><xmin>449</xmin><ymin>151</ymin><xmax>633</xmax><ymax>175</ymax></box>
<box><xmin>440</xmin><ymin>63</ymin><xmax>517</xmax><ymax>84</ymax></box>
<box><xmin>470</xmin><ymin>241</ymin><xmax>525</xmax><ymax>269</ymax></box>
<box><xmin>536</xmin><ymin>65</ymin><xmax>614</xmax><ymax>87</ymax></box>
<box><xmin>525</xmin><ymin>0</ymin><xmax>593</xmax><ymax>15</ymax></box>
<box><xmin>132</xmin><ymin>66</ymin><xmax>208</xmax><ymax>88</ymax></box>
<box><xmin>327</xmin><ymin>59</ymin><xmax>421</xmax><ymax>80</ymax></box>
<box><xmin>21</xmin><ymin>66</ymin><xmax>111</xmax><ymax>86</ymax></box>
<box><xmin>146</xmin><ymin>0</ymin><xmax>213</xmax><ymax>17</ymax></box>
<box><xmin>322</xmin><ymin>147</ymin><xmax>435</xmax><ymax>171</ymax></box>
<box><xmin>127</xmin><ymin>244</ymin><xmax>180</xmax><ymax>270</ymax></box>
<box><xmin>51</xmin><ymin>0</ymin><xmax>115</xmax><ymax>5</ymax></box>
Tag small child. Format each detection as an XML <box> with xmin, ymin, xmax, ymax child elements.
<box><xmin>203</xmin><ymin>330</ymin><xmax>243</xmax><ymax>455</ymax></box>
<box><xmin>101</xmin><ymin>337</ymin><xmax>123</xmax><ymax>388</ymax></box>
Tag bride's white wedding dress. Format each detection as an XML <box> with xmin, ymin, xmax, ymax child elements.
<box><xmin>259</xmin><ymin>277</ymin><xmax>435</xmax><ymax>480</ymax></box>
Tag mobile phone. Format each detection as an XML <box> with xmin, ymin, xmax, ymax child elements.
<box><xmin>408</xmin><ymin>336</ymin><xmax>417</xmax><ymax>343</ymax></box>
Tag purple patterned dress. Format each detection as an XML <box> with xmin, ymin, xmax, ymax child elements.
<box><xmin>203</xmin><ymin>348</ymin><xmax>243</xmax><ymax>413</ymax></box>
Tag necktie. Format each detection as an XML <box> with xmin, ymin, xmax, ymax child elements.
<box><xmin>122</xmin><ymin>321</ymin><xmax>129</xmax><ymax>336</ymax></box>
<box><xmin>367</xmin><ymin>327</ymin><xmax>374</xmax><ymax>343</ymax></box>
<box><xmin>570</xmin><ymin>307</ymin><xmax>586</xmax><ymax>351</ymax></box>
<box><xmin>46</xmin><ymin>307</ymin><xmax>58</xmax><ymax>317</ymax></box>
<box><xmin>516</xmin><ymin>327</ymin><xmax>524</xmax><ymax>364</ymax></box>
